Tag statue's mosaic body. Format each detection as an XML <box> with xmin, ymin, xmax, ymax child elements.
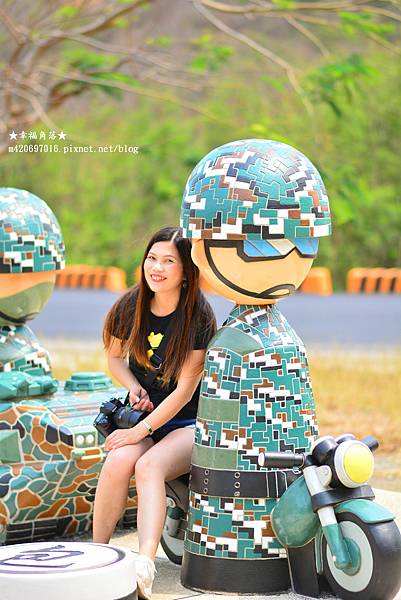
<box><xmin>180</xmin><ymin>139</ymin><xmax>331</xmax><ymax>593</ymax></box>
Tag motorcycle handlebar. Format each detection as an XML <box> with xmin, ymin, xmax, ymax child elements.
<box><xmin>258</xmin><ymin>435</ymin><xmax>379</xmax><ymax>469</ymax></box>
<box><xmin>361</xmin><ymin>435</ymin><xmax>379</xmax><ymax>452</ymax></box>
<box><xmin>258</xmin><ymin>451</ymin><xmax>305</xmax><ymax>469</ymax></box>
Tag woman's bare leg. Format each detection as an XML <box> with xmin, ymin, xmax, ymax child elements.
<box><xmin>93</xmin><ymin>438</ymin><xmax>154</xmax><ymax>543</ymax></box>
<box><xmin>134</xmin><ymin>427</ymin><xmax>194</xmax><ymax>560</ymax></box>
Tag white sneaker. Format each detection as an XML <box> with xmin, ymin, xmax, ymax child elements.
<box><xmin>136</xmin><ymin>554</ymin><xmax>156</xmax><ymax>600</ymax></box>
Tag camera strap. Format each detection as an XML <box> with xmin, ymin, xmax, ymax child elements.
<box><xmin>141</xmin><ymin>313</ymin><xmax>177</xmax><ymax>391</ymax></box>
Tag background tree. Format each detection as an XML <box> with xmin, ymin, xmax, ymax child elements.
<box><xmin>1</xmin><ymin>0</ymin><xmax>400</xmax><ymax>285</ymax></box>
<box><xmin>1</xmin><ymin>0</ymin><xmax>400</xmax><ymax>153</ymax></box>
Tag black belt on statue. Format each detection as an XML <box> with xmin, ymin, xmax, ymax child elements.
<box><xmin>190</xmin><ymin>465</ymin><xmax>299</xmax><ymax>498</ymax></box>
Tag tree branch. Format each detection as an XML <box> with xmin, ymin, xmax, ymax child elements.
<box><xmin>27</xmin><ymin>0</ymin><xmax>153</xmax><ymax>81</ymax></box>
<box><xmin>193</xmin><ymin>0</ymin><xmax>314</xmax><ymax>115</ymax></box>
<box><xmin>295</xmin><ymin>14</ymin><xmax>342</xmax><ymax>28</ymax></box>
<box><xmin>0</xmin><ymin>6</ymin><xmax>27</xmax><ymax>44</ymax></box>
<box><xmin>198</xmin><ymin>0</ymin><xmax>401</xmax><ymax>15</ymax></box>
<box><xmin>5</xmin><ymin>85</ymin><xmax>59</xmax><ymax>131</ymax></box>
<box><xmin>37</xmin><ymin>66</ymin><xmax>220</xmax><ymax>121</ymax></box>
<box><xmin>358</xmin><ymin>4</ymin><xmax>401</xmax><ymax>22</ymax></box>
<box><xmin>366</xmin><ymin>30</ymin><xmax>401</xmax><ymax>52</ymax></box>
<box><xmin>285</xmin><ymin>16</ymin><xmax>332</xmax><ymax>58</ymax></box>
<box><xmin>52</xmin><ymin>0</ymin><xmax>152</xmax><ymax>39</ymax></box>
<box><xmin>31</xmin><ymin>30</ymin><xmax>197</xmax><ymax>81</ymax></box>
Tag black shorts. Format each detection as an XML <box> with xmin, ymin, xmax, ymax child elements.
<box><xmin>151</xmin><ymin>418</ymin><xmax>196</xmax><ymax>444</ymax></box>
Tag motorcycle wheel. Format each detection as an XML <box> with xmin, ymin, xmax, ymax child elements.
<box><xmin>160</xmin><ymin>509</ymin><xmax>185</xmax><ymax>566</ymax></box>
<box><xmin>322</xmin><ymin>511</ymin><xmax>401</xmax><ymax>600</ymax></box>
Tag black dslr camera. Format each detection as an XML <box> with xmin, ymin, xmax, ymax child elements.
<box><xmin>93</xmin><ymin>395</ymin><xmax>148</xmax><ymax>438</ymax></box>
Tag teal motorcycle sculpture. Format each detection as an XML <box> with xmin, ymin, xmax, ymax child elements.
<box><xmin>259</xmin><ymin>433</ymin><xmax>401</xmax><ymax>600</ymax></box>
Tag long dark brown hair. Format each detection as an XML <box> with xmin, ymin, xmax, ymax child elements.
<box><xmin>103</xmin><ymin>226</ymin><xmax>216</xmax><ymax>385</ymax></box>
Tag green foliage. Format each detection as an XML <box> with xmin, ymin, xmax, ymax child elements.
<box><xmin>100</xmin><ymin>72</ymin><xmax>140</xmax><ymax>87</ymax></box>
<box><xmin>62</xmin><ymin>47</ymin><xmax>120</xmax><ymax>71</ymax></box>
<box><xmin>112</xmin><ymin>17</ymin><xmax>130</xmax><ymax>28</ymax></box>
<box><xmin>85</xmin><ymin>72</ymin><xmax>140</xmax><ymax>98</ymax></box>
<box><xmin>259</xmin><ymin>74</ymin><xmax>286</xmax><ymax>92</ymax></box>
<box><xmin>305</xmin><ymin>54</ymin><xmax>377</xmax><ymax>116</ymax></box>
<box><xmin>145</xmin><ymin>36</ymin><xmax>174</xmax><ymax>48</ymax></box>
<box><xmin>191</xmin><ymin>33</ymin><xmax>234</xmax><ymax>73</ymax></box>
<box><xmin>271</xmin><ymin>0</ymin><xmax>296</xmax><ymax>9</ymax></box>
<box><xmin>1</xmin><ymin>50</ymin><xmax>399</xmax><ymax>289</ymax></box>
<box><xmin>54</xmin><ymin>5</ymin><xmax>80</xmax><ymax>19</ymax></box>
<box><xmin>339</xmin><ymin>12</ymin><xmax>395</xmax><ymax>37</ymax></box>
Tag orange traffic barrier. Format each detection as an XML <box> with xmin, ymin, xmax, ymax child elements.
<box><xmin>347</xmin><ymin>268</ymin><xmax>401</xmax><ymax>294</ymax></box>
<box><xmin>104</xmin><ymin>267</ymin><xmax>128</xmax><ymax>292</ymax></box>
<box><xmin>56</xmin><ymin>265</ymin><xmax>126</xmax><ymax>292</ymax></box>
<box><xmin>299</xmin><ymin>267</ymin><xmax>333</xmax><ymax>295</ymax></box>
<box><xmin>380</xmin><ymin>268</ymin><xmax>401</xmax><ymax>293</ymax></box>
<box><xmin>135</xmin><ymin>265</ymin><xmax>142</xmax><ymax>284</ymax></box>
<box><xmin>347</xmin><ymin>268</ymin><xmax>369</xmax><ymax>294</ymax></box>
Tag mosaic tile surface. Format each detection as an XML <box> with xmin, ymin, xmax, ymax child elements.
<box><xmin>181</xmin><ymin>139</ymin><xmax>331</xmax><ymax>241</ymax></box>
<box><xmin>185</xmin><ymin>303</ymin><xmax>318</xmax><ymax>560</ymax></box>
<box><xmin>0</xmin><ymin>325</ymin><xmax>52</xmax><ymax>375</ymax></box>
<box><xmin>186</xmin><ymin>494</ymin><xmax>286</xmax><ymax>559</ymax></box>
<box><xmin>0</xmin><ymin>188</ymin><xmax>65</xmax><ymax>273</ymax></box>
<box><xmin>0</xmin><ymin>384</ymin><xmax>137</xmax><ymax>544</ymax></box>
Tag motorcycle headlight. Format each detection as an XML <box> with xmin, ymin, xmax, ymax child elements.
<box><xmin>74</xmin><ymin>432</ymin><xmax>96</xmax><ymax>448</ymax></box>
<box><xmin>76</xmin><ymin>434</ymin><xmax>85</xmax><ymax>447</ymax></box>
<box><xmin>334</xmin><ymin>440</ymin><xmax>374</xmax><ymax>488</ymax></box>
<box><xmin>86</xmin><ymin>433</ymin><xmax>95</xmax><ymax>446</ymax></box>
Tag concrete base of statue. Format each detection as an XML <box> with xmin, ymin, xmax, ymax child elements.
<box><xmin>181</xmin><ymin>551</ymin><xmax>290</xmax><ymax>594</ymax></box>
<box><xmin>0</xmin><ymin>541</ymin><xmax>137</xmax><ymax>600</ymax></box>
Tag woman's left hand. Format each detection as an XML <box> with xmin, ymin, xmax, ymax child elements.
<box><xmin>105</xmin><ymin>426</ymin><xmax>146</xmax><ymax>451</ymax></box>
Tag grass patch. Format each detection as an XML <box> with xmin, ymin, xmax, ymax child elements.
<box><xmin>309</xmin><ymin>350</ymin><xmax>401</xmax><ymax>491</ymax></box>
<box><xmin>309</xmin><ymin>351</ymin><xmax>401</xmax><ymax>453</ymax></box>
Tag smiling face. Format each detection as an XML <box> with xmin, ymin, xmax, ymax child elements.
<box><xmin>191</xmin><ymin>240</ymin><xmax>314</xmax><ymax>304</ymax></box>
<box><xmin>143</xmin><ymin>240</ymin><xmax>184</xmax><ymax>294</ymax></box>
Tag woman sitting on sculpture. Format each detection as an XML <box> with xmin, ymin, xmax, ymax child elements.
<box><xmin>93</xmin><ymin>226</ymin><xmax>216</xmax><ymax>599</ymax></box>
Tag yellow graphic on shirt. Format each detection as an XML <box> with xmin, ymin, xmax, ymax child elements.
<box><xmin>147</xmin><ymin>331</ymin><xmax>164</xmax><ymax>358</ymax></box>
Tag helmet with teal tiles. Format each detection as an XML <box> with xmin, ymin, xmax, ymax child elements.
<box><xmin>0</xmin><ymin>188</ymin><xmax>65</xmax><ymax>273</ymax></box>
<box><xmin>180</xmin><ymin>139</ymin><xmax>331</xmax><ymax>240</ymax></box>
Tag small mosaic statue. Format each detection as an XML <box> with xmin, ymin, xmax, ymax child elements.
<box><xmin>180</xmin><ymin>139</ymin><xmax>332</xmax><ymax>593</ymax></box>
<box><xmin>0</xmin><ymin>189</ymin><xmax>135</xmax><ymax>544</ymax></box>
<box><xmin>0</xmin><ymin>188</ymin><xmax>65</xmax><ymax>398</ymax></box>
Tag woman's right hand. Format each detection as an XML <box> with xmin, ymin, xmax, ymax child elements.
<box><xmin>129</xmin><ymin>386</ymin><xmax>154</xmax><ymax>412</ymax></box>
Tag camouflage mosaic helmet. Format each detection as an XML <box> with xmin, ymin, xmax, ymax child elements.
<box><xmin>0</xmin><ymin>188</ymin><xmax>65</xmax><ymax>273</ymax></box>
<box><xmin>180</xmin><ymin>139</ymin><xmax>331</xmax><ymax>240</ymax></box>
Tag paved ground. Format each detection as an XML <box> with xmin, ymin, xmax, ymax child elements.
<box><xmin>100</xmin><ymin>488</ymin><xmax>401</xmax><ymax>600</ymax></box>
<box><xmin>34</xmin><ymin>290</ymin><xmax>401</xmax><ymax>348</ymax></box>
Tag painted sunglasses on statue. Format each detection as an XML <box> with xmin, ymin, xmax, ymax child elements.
<box><xmin>204</xmin><ymin>238</ymin><xmax>319</xmax><ymax>261</ymax></box>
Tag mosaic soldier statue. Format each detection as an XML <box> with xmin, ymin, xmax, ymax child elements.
<box><xmin>0</xmin><ymin>189</ymin><xmax>137</xmax><ymax>544</ymax></box>
<box><xmin>0</xmin><ymin>188</ymin><xmax>65</xmax><ymax>398</ymax></box>
<box><xmin>180</xmin><ymin>139</ymin><xmax>332</xmax><ymax>593</ymax></box>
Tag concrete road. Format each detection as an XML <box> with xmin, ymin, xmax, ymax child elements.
<box><xmin>102</xmin><ymin>488</ymin><xmax>401</xmax><ymax>600</ymax></box>
<box><xmin>34</xmin><ymin>290</ymin><xmax>401</xmax><ymax>348</ymax></box>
